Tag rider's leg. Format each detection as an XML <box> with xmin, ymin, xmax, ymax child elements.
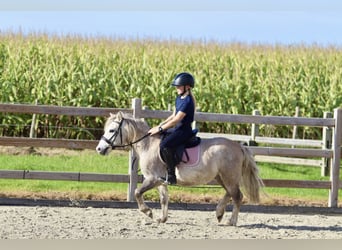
<box><xmin>160</xmin><ymin>147</ymin><xmax>177</xmax><ymax>185</ymax></box>
<box><xmin>160</xmin><ymin>129</ymin><xmax>191</xmax><ymax>185</ymax></box>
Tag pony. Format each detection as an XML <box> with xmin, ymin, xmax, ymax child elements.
<box><xmin>96</xmin><ymin>112</ymin><xmax>264</xmax><ymax>226</ymax></box>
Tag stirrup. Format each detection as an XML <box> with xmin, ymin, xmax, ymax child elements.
<box><xmin>158</xmin><ymin>176</ymin><xmax>177</xmax><ymax>185</ymax></box>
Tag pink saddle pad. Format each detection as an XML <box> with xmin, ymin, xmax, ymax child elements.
<box><xmin>179</xmin><ymin>145</ymin><xmax>200</xmax><ymax>168</ymax></box>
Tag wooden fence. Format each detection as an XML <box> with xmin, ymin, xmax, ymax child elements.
<box><xmin>0</xmin><ymin>98</ymin><xmax>341</xmax><ymax>207</ymax></box>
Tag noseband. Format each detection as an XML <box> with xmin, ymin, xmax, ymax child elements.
<box><xmin>101</xmin><ymin>118</ymin><xmax>150</xmax><ymax>149</ymax></box>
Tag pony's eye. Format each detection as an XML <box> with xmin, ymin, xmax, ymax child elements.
<box><xmin>109</xmin><ymin>129</ymin><xmax>115</xmax><ymax>133</ymax></box>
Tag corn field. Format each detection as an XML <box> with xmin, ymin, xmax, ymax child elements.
<box><xmin>0</xmin><ymin>32</ymin><xmax>341</xmax><ymax>140</ymax></box>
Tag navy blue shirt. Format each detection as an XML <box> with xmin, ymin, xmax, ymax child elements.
<box><xmin>160</xmin><ymin>94</ymin><xmax>195</xmax><ymax>149</ymax></box>
<box><xmin>175</xmin><ymin>94</ymin><xmax>194</xmax><ymax>130</ymax></box>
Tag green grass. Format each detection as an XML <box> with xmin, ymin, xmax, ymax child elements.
<box><xmin>0</xmin><ymin>151</ymin><xmax>127</xmax><ymax>173</ymax></box>
<box><xmin>258</xmin><ymin>163</ymin><xmax>334</xmax><ymax>204</ymax></box>
<box><xmin>0</xmin><ymin>150</ymin><xmax>130</xmax><ymax>199</ymax></box>
<box><xmin>0</xmin><ymin>149</ymin><xmax>340</xmax><ymax>205</ymax></box>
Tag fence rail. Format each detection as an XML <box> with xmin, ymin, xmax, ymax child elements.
<box><xmin>0</xmin><ymin>98</ymin><xmax>341</xmax><ymax>207</ymax></box>
<box><xmin>0</xmin><ymin>137</ymin><xmax>97</xmax><ymax>150</ymax></box>
<box><xmin>0</xmin><ymin>170</ymin><xmax>143</xmax><ymax>183</ymax></box>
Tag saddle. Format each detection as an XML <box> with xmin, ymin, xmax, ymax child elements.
<box><xmin>161</xmin><ymin>129</ymin><xmax>201</xmax><ymax>164</ymax></box>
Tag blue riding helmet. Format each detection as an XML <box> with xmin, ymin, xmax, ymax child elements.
<box><xmin>171</xmin><ymin>72</ymin><xmax>195</xmax><ymax>88</ymax></box>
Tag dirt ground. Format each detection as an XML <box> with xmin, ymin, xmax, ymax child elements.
<box><xmin>0</xmin><ymin>205</ymin><xmax>341</xmax><ymax>239</ymax></box>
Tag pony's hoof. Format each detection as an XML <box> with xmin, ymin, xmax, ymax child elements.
<box><xmin>141</xmin><ymin>208</ymin><xmax>153</xmax><ymax>219</ymax></box>
<box><xmin>156</xmin><ymin>217</ymin><xmax>167</xmax><ymax>224</ymax></box>
<box><xmin>228</xmin><ymin>220</ymin><xmax>237</xmax><ymax>226</ymax></box>
<box><xmin>147</xmin><ymin>210</ymin><xmax>153</xmax><ymax>219</ymax></box>
<box><xmin>144</xmin><ymin>219</ymin><xmax>153</xmax><ymax>225</ymax></box>
<box><xmin>217</xmin><ymin>215</ymin><xmax>223</xmax><ymax>223</ymax></box>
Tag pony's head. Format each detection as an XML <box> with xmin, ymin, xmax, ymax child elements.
<box><xmin>96</xmin><ymin>111</ymin><xmax>148</xmax><ymax>155</ymax></box>
<box><xmin>96</xmin><ymin>111</ymin><xmax>126</xmax><ymax>155</ymax></box>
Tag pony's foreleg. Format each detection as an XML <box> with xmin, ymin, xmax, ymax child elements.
<box><xmin>156</xmin><ymin>184</ymin><xmax>169</xmax><ymax>223</ymax></box>
<box><xmin>134</xmin><ymin>178</ymin><xmax>159</xmax><ymax>219</ymax></box>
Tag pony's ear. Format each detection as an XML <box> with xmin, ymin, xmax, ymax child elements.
<box><xmin>116</xmin><ymin>111</ymin><xmax>123</xmax><ymax>120</ymax></box>
<box><xmin>109</xmin><ymin>112</ymin><xmax>116</xmax><ymax>118</ymax></box>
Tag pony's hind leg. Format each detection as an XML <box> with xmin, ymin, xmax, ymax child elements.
<box><xmin>215</xmin><ymin>176</ymin><xmax>243</xmax><ymax>226</ymax></box>
<box><xmin>216</xmin><ymin>192</ymin><xmax>231</xmax><ymax>223</ymax></box>
<box><xmin>215</xmin><ymin>175</ymin><xmax>231</xmax><ymax>223</ymax></box>
<box><xmin>228</xmin><ymin>186</ymin><xmax>243</xmax><ymax>226</ymax></box>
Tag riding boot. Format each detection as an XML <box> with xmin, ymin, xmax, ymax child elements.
<box><xmin>160</xmin><ymin>147</ymin><xmax>177</xmax><ymax>185</ymax></box>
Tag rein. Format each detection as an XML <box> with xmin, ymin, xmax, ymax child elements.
<box><xmin>113</xmin><ymin>133</ymin><xmax>150</xmax><ymax>149</ymax></box>
<box><xmin>101</xmin><ymin>118</ymin><xmax>150</xmax><ymax>149</ymax></box>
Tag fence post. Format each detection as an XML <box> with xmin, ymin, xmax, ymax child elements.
<box><xmin>29</xmin><ymin>99</ymin><xmax>38</xmax><ymax>138</ymax></box>
<box><xmin>127</xmin><ymin>98</ymin><xmax>142</xmax><ymax>202</ymax></box>
<box><xmin>291</xmin><ymin>106</ymin><xmax>300</xmax><ymax>148</ymax></box>
<box><xmin>192</xmin><ymin>107</ymin><xmax>201</xmax><ymax>130</ymax></box>
<box><xmin>328</xmin><ymin>108</ymin><xmax>342</xmax><ymax>207</ymax></box>
<box><xmin>249</xmin><ymin>110</ymin><xmax>260</xmax><ymax>146</ymax></box>
<box><xmin>321</xmin><ymin>112</ymin><xmax>333</xmax><ymax>176</ymax></box>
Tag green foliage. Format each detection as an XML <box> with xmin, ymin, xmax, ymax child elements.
<box><xmin>1</xmin><ymin>33</ymin><xmax>342</xmax><ymax>139</ymax></box>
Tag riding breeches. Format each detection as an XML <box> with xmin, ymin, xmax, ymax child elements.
<box><xmin>160</xmin><ymin>127</ymin><xmax>192</xmax><ymax>151</ymax></box>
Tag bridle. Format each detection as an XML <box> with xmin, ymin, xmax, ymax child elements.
<box><xmin>100</xmin><ymin>118</ymin><xmax>150</xmax><ymax>149</ymax></box>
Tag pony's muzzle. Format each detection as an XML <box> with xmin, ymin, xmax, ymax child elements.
<box><xmin>96</xmin><ymin>145</ymin><xmax>109</xmax><ymax>155</ymax></box>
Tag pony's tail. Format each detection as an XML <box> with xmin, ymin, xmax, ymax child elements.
<box><xmin>240</xmin><ymin>146</ymin><xmax>265</xmax><ymax>204</ymax></box>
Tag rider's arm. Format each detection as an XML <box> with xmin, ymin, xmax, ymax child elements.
<box><xmin>160</xmin><ymin>110</ymin><xmax>175</xmax><ymax>126</ymax></box>
<box><xmin>162</xmin><ymin>111</ymin><xmax>185</xmax><ymax>129</ymax></box>
<box><xmin>149</xmin><ymin>111</ymin><xmax>185</xmax><ymax>136</ymax></box>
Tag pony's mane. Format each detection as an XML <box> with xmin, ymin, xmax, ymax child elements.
<box><xmin>103</xmin><ymin>112</ymin><xmax>153</xmax><ymax>150</ymax></box>
<box><xmin>105</xmin><ymin>112</ymin><xmax>150</xmax><ymax>134</ymax></box>
<box><xmin>123</xmin><ymin>113</ymin><xmax>150</xmax><ymax>132</ymax></box>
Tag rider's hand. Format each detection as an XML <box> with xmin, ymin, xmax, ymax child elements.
<box><xmin>148</xmin><ymin>126</ymin><xmax>160</xmax><ymax>136</ymax></box>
